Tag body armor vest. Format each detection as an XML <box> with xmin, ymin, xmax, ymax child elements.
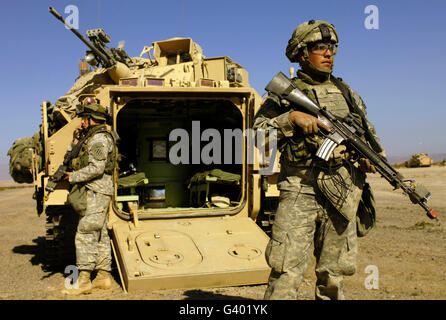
<box><xmin>71</xmin><ymin>125</ymin><xmax>117</xmax><ymax>174</ymax></box>
<box><xmin>281</xmin><ymin>77</ymin><xmax>364</xmax><ymax>166</ymax></box>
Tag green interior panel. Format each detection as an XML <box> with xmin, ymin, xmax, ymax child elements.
<box><xmin>116</xmin><ymin>98</ymin><xmax>243</xmax><ymax>210</ymax></box>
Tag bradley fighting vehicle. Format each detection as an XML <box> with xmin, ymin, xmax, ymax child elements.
<box><xmin>7</xmin><ymin>7</ymin><xmax>280</xmax><ymax>292</ymax></box>
<box><xmin>405</xmin><ymin>153</ymin><xmax>434</xmax><ymax>168</ymax></box>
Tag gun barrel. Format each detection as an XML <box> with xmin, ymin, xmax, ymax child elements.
<box><xmin>49</xmin><ymin>6</ymin><xmax>63</xmax><ymax>20</ymax></box>
<box><xmin>48</xmin><ymin>7</ymin><xmax>112</xmax><ymax>67</ymax></box>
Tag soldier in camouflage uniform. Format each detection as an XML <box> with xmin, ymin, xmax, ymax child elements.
<box><xmin>254</xmin><ymin>20</ymin><xmax>384</xmax><ymax>300</ymax></box>
<box><xmin>62</xmin><ymin>102</ymin><xmax>117</xmax><ymax>295</ymax></box>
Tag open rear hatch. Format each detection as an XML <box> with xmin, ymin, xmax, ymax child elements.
<box><xmin>109</xmin><ymin>89</ymin><xmax>270</xmax><ymax>292</ymax></box>
<box><xmin>112</xmin><ymin>216</ymin><xmax>270</xmax><ymax>292</ymax></box>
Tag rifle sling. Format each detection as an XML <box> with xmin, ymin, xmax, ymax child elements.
<box><xmin>70</xmin><ymin>132</ymin><xmax>89</xmax><ymax>160</ymax></box>
<box><xmin>330</xmin><ymin>76</ymin><xmax>383</xmax><ymax>153</ymax></box>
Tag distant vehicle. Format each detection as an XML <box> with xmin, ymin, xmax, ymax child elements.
<box><xmin>405</xmin><ymin>153</ymin><xmax>434</xmax><ymax>168</ymax></box>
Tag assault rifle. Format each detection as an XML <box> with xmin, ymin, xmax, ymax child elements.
<box><xmin>265</xmin><ymin>71</ymin><xmax>438</xmax><ymax>220</ymax></box>
<box><xmin>49</xmin><ymin>6</ymin><xmax>131</xmax><ymax>68</ymax></box>
<box><xmin>45</xmin><ymin>129</ymin><xmax>88</xmax><ymax>193</ymax></box>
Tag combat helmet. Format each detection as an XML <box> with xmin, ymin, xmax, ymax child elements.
<box><xmin>286</xmin><ymin>20</ymin><xmax>339</xmax><ymax>76</ymax></box>
<box><xmin>76</xmin><ymin>102</ymin><xmax>109</xmax><ymax>122</ymax></box>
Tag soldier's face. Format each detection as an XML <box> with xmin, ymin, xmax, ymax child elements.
<box><xmin>307</xmin><ymin>41</ymin><xmax>335</xmax><ymax>71</ymax></box>
<box><xmin>81</xmin><ymin>116</ymin><xmax>90</xmax><ymax>129</ymax></box>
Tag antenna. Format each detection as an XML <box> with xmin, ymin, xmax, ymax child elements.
<box><xmin>180</xmin><ymin>0</ymin><xmax>184</xmax><ymax>36</ymax></box>
<box><xmin>98</xmin><ymin>0</ymin><xmax>101</xmax><ymax>27</ymax></box>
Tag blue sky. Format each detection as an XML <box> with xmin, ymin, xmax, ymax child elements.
<box><xmin>1</xmin><ymin>0</ymin><xmax>446</xmax><ymax>174</ymax></box>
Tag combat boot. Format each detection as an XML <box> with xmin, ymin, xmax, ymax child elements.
<box><xmin>61</xmin><ymin>270</ymin><xmax>92</xmax><ymax>295</ymax></box>
<box><xmin>92</xmin><ymin>269</ymin><xmax>112</xmax><ymax>289</ymax></box>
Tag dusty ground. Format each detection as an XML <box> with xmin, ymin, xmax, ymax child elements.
<box><xmin>0</xmin><ymin>167</ymin><xmax>445</xmax><ymax>300</ymax></box>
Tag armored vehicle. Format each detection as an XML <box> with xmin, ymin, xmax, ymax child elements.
<box><xmin>405</xmin><ymin>153</ymin><xmax>434</xmax><ymax>168</ymax></box>
<box><xmin>7</xmin><ymin>7</ymin><xmax>280</xmax><ymax>292</ymax></box>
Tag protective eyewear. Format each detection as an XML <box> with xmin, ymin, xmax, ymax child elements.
<box><xmin>309</xmin><ymin>42</ymin><xmax>338</xmax><ymax>55</ymax></box>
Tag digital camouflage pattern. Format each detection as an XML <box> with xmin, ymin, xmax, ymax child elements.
<box><xmin>254</xmin><ymin>68</ymin><xmax>381</xmax><ymax>299</ymax></box>
<box><xmin>263</xmin><ymin>188</ymin><xmax>357</xmax><ymax>300</ymax></box>
<box><xmin>69</xmin><ymin>131</ymin><xmax>114</xmax><ymax>196</ymax></box>
<box><xmin>285</xmin><ymin>20</ymin><xmax>339</xmax><ymax>77</ymax></box>
<box><xmin>69</xmin><ymin>127</ymin><xmax>115</xmax><ymax>272</ymax></box>
<box><xmin>254</xmin><ymin>70</ymin><xmax>384</xmax><ymax>173</ymax></box>
<box><xmin>286</xmin><ymin>20</ymin><xmax>338</xmax><ymax>63</ymax></box>
<box><xmin>316</xmin><ymin>164</ymin><xmax>365</xmax><ymax>221</ymax></box>
<box><xmin>76</xmin><ymin>189</ymin><xmax>111</xmax><ymax>271</ymax></box>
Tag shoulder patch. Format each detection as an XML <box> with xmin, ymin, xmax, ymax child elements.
<box><xmin>90</xmin><ymin>142</ymin><xmax>107</xmax><ymax>161</ymax></box>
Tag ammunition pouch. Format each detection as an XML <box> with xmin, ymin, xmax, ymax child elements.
<box><xmin>356</xmin><ymin>182</ymin><xmax>376</xmax><ymax>237</ymax></box>
<box><xmin>283</xmin><ymin>135</ymin><xmax>354</xmax><ymax>169</ymax></box>
<box><xmin>67</xmin><ymin>183</ymin><xmax>88</xmax><ymax>215</ymax></box>
<box><xmin>281</xmin><ymin>134</ymin><xmax>321</xmax><ymax>167</ymax></box>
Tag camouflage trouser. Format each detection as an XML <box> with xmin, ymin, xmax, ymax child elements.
<box><xmin>264</xmin><ymin>187</ymin><xmax>358</xmax><ymax>300</ymax></box>
<box><xmin>75</xmin><ymin>189</ymin><xmax>112</xmax><ymax>272</ymax></box>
